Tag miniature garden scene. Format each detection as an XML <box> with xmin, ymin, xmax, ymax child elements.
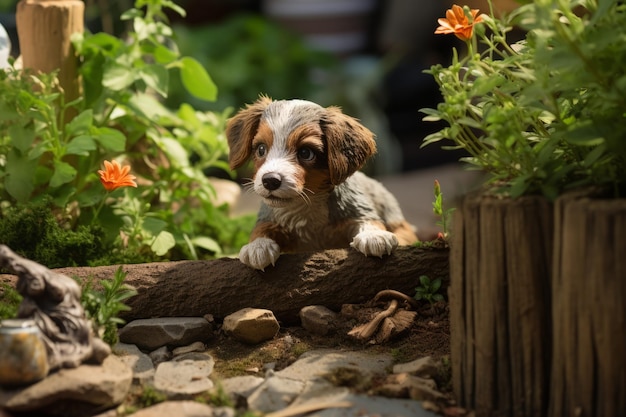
<box><xmin>0</xmin><ymin>0</ymin><xmax>624</xmax><ymax>416</ymax></box>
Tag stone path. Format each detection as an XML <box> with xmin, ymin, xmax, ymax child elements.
<box><xmin>0</xmin><ymin>311</ymin><xmax>451</xmax><ymax>417</ymax></box>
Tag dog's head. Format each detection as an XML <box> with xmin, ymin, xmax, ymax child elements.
<box><xmin>226</xmin><ymin>96</ymin><xmax>376</xmax><ymax>207</ymax></box>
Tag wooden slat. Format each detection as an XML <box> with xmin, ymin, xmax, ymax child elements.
<box><xmin>550</xmin><ymin>192</ymin><xmax>626</xmax><ymax>417</ymax></box>
<box><xmin>450</xmin><ymin>193</ymin><xmax>552</xmax><ymax>416</ymax></box>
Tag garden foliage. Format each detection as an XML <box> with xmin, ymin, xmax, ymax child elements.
<box><xmin>0</xmin><ymin>0</ymin><xmax>255</xmax><ymax>266</ymax></box>
<box><xmin>423</xmin><ymin>0</ymin><xmax>626</xmax><ymax>199</ymax></box>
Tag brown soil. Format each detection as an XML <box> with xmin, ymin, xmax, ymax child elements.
<box><xmin>206</xmin><ymin>298</ymin><xmax>451</xmax><ymax>392</ymax></box>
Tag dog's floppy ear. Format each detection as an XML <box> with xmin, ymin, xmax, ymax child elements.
<box><xmin>321</xmin><ymin>106</ymin><xmax>377</xmax><ymax>185</ymax></box>
<box><xmin>226</xmin><ymin>96</ymin><xmax>273</xmax><ymax>169</ymax></box>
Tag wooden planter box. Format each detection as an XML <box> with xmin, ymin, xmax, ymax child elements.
<box><xmin>550</xmin><ymin>190</ymin><xmax>626</xmax><ymax>417</ymax></box>
<box><xmin>449</xmin><ymin>192</ymin><xmax>553</xmax><ymax>417</ymax></box>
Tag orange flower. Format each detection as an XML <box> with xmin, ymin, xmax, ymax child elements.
<box><xmin>435</xmin><ymin>4</ymin><xmax>485</xmax><ymax>41</ymax></box>
<box><xmin>98</xmin><ymin>160</ymin><xmax>137</xmax><ymax>191</ymax></box>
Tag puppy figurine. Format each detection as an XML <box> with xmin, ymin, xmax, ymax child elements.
<box><xmin>226</xmin><ymin>96</ymin><xmax>417</xmax><ymax>270</ymax></box>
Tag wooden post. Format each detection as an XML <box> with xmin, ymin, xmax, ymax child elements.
<box><xmin>450</xmin><ymin>192</ymin><xmax>553</xmax><ymax>416</ymax></box>
<box><xmin>550</xmin><ymin>190</ymin><xmax>626</xmax><ymax>417</ymax></box>
<box><xmin>15</xmin><ymin>0</ymin><xmax>84</xmax><ymax>104</ymax></box>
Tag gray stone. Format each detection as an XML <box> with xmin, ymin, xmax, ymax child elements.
<box><xmin>392</xmin><ymin>356</ymin><xmax>439</xmax><ymax>378</ymax></box>
<box><xmin>288</xmin><ymin>389</ymin><xmax>440</xmax><ymax>417</ymax></box>
<box><xmin>219</xmin><ymin>375</ymin><xmax>264</xmax><ymax>402</ymax></box>
<box><xmin>275</xmin><ymin>349</ymin><xmax>394</xmax><ymax>382</ymax></box>
<box><xmin>299</xmin><ymin>305</ymin><xmax>338</xmax><ymax>335</ymax></box>
<box><xmin>222</xmin><ymin>308</ymin><xmax>279</xmax><ymax>344</ymax></box>
<box><xmin>126</xmin><ymin>400</ymin><xmax>214</xmax><ymax>417</ymax></box>
<box><xmin>119</xmin><ymin>317</ymin><xmax>212</xmax><ymax>351</ymax></box>
<box><xmin>0</xmin><ymin>355</ymin><xmax>132</xmax><ymax>415</ymax></box>
<box><xmin>153</xmin><ymin>353</ymin><xmax>215</xmax><ymax>398</ymax></box>
<box><xmin>173</xmin><ymin>341</ymin><xmax>206</xmax><ymax>357</ymax></box>
<box><xmin>114</xmin><ymin>343</ymin><xmax>155</xmax><ymax>383</ymax></box>
<box><xmin>149</xmin><ymin>346</ymin><xmax>171</xmax><ymax>366</ymax></box>
<box><xmin>247</xmin><ymin>375</ymin><xmax>305</xmax><ymax>413</ymax></box>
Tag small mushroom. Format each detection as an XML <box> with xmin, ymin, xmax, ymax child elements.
<box><xmin>348</xmin><ymin>290</ymin><xmax>418</xmax><ymax>343</ymax></box>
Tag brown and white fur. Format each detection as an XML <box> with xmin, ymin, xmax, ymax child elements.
<box><xmin>226</xmin><ymin>96</ymin><xmax>417</xmax><ymax>270</ymax></box>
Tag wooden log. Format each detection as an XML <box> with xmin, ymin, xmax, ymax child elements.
<box><xmin>450</xmin><ymin>192</ymin><xmax>552</xmax><ymax>417</ymax></box>
<box><xmin>550</xmin><ymin>191</ymin><xmax>626</xmax><ymax>417</ymax></box>
<box><xmin>1</xmin><ymin>246</ymin><xmax>448</xmax><ymax>325</ymax></box>
<box><xmin>16</xmin><ymin>0</ymin><xmax>84</xmax><ymax>104</ymax></box>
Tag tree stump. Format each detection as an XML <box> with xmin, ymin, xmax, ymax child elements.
<box><xmin>16</xmin><ymin>0</ymin><xmax>84</xmax><ymax>104</ymax></box>
<box><xmin>450</xmin><ymin>192</ymin><xmax>553</xmax><ymax>417</ymax></box>
<box><xmin>550</xmin><ymin>191</ymin><xmax>626</xmax><ymax>417</ymax></box>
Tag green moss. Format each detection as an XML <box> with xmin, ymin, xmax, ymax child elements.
<box><xmin>0</xmin><ymin>198</ymin><xmax>106</xmax><ymax>269</ymax></box>
<box><xmin>0</xmin><ymin>283</ymin><xmax>22</xmax><ymax>320</ymax></box>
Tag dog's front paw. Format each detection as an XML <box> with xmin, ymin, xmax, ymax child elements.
<box><xmin>351</xmin><ymin>230</ymin><xmax>398</xmax><ymax>257</ymax></box>
<box><xmin>239</xmin><ymin>237</ymin><xmax>281</xmax><ymax>271</ymax></box>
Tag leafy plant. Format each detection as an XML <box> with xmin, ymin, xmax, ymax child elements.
<box><xmin>414</xmin><ymin>275</ymin><xmax>444</xmax><ymax>304</ymax></box>
<box><xmin>0</xmin><ymin>0</ymin><xmax>255</xmax><ymax>265</ymax></box>
<box><xmin>80</xmin><ymin>266</ymin><xmax>137</xmax><ymax>346</ymax></box>
<box><xmin>137</xmin><ymin>384</ymin><xmax>167</xmax><ymax>407</ymax></box>
<box><xmin>422</xmin><ymin>0</ymin><xmax>626</xmax><ymax>199</ymax></box>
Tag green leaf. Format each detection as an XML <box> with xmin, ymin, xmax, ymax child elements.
<box><xmin>158</xmin><ymin>137</ymin><xmax>189</xmax><ymax>167</ymax></box>
<box><xmin>419</xmin><ymin>275</ymin><xmax>429</xmax><ymax>287</ymax></box>
<box><xmin>66</xmin><ymin>135</ymin><xmax>97</xmax><ymax>156</ymax></box>
<box><xmin>178</xmin><ymin>57</ymin><xmax>217</xmax><ymax>102</ymax></box>
<box><xmin>151</xmin><ymin>230</ymin><xmax>175</xmax><ymax>256</ymax></box>
<box><xmin>140</xmin><ymin>64</ymin><xmax>169</xmax><ymax>97</ymax></box>
<box><xmin>9</xmin><ymin>124</ymin><xmax>36</xmax><ymax>153</ymax></box>
<box><xmin>153</xmin><ymin>43</ymin><xmax>179</xmax><ymax>64</ymax></box>
<box><xmin>142</xmin><ymin>216</ymin><xmax>168</xmax><ymax>235</ymax></box>
<box><xmin>65</xmin><ymin>110</ymin><xmax>93</xmax><ymax>137</ymax></box>
<box><xmin>431</xmin><ymin>278</ymin><xmax>442</xmax><ymax>292</ymax></box>
<box><xmin>582</xmin><ymin>145</ymin><xmax>607</xmax><ymax>168</ymax></box>
<box><xmin>566</xmin><ymin>122</ymin><xmax>605</xmax><ymax>147</ymax></box>
<box><xmin>103</xmin><ymin>62</ymin><xmax>136</xmax><ymax>91</ymax></box>
<box><xmin>51</xmin><ymin>184</ymin><xmax>76</xmax><ymax>207</ymax></box>
<box><xmin>93</xmin><ymin>127</ymin><xmax>126</xmax><ymax>152</ymax></box>
<box><xmin>50</xmin><ymin>160</ymin><xmax>77</xmax><ymax>187</ymax></box>
<box><xmin>191</xmin><ymin>236</ymin><xmax>222</xmax><ymax>255</ymax></box>
<box><xmin>128</xmin><ymin>93</ymin><xmax>171</xmax><ymax>120</ymax></box>
<box><xmin>76</xmin><ymin>185</ymin><xmax>105</xmax><ymax>207</ymax></box>
<box><xmin>4</xmin><ymin>149</ymin><xmax>37</xmax><ymax>202</ymax></box>
<box><xmin>433</xmin><ymin>294</ymin><xmax>445</xmax><ymax>302</ymax></box>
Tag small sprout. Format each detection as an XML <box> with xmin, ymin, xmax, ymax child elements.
<box><xmin>81</xmin><ymin>266</ymin><xmax>137</xmax><ymax>346</ymax></box>
<box><xmin>432</xmin><ymin>179</ymin><xmax>455</xmax><ymax>240</ymax></box>
<box><xmin>414</xmin><ymin>275</ymin><xmax>445</xmax><ymax>304</ymax></box>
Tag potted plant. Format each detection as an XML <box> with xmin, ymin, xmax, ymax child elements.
<box><xmin>422</xmin><ymin>1</ymin><xmax>626</xmax><ymax>416</ymax></box>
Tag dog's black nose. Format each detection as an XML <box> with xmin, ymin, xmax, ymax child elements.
<box><xmin>262</xmin><ymin>173</ymin><xmax>282</xmax><ymax>191</ymax></box>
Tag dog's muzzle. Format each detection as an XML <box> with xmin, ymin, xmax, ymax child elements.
<box><xmin>262</xmin><ymin>173</ymin><xmax>282</xmax><ymax>191</ymax></box>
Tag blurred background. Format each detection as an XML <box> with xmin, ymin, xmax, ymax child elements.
<box><xmin>0</xmin><ymin>0</ymin><xmax>479</xmax><ymax>175</ymax></box>
<box><xmin>0</xmin><ymin>0</ymin><xmax>517</xmax><ymax>235</ymax></box>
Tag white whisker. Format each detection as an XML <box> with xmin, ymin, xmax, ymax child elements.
<box><xmin>241</xmin><ymin>178</ymin><xmax>255</xmax><ymax>194</ymax></box>
<box><xmin>299</xmin><ymin>188</ymin><xmax>316</xmax><ymax>206</ymax></box>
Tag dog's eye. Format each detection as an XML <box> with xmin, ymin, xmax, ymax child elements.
<box><xmin>256</xmin><ymin>144</ymin><xmax>267</xmax><ymax>158</ymax></box>
<box><xmin>298</xmin><ymin>147</ymin><xmax>316</xmax><ymax>162</ymax></box>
